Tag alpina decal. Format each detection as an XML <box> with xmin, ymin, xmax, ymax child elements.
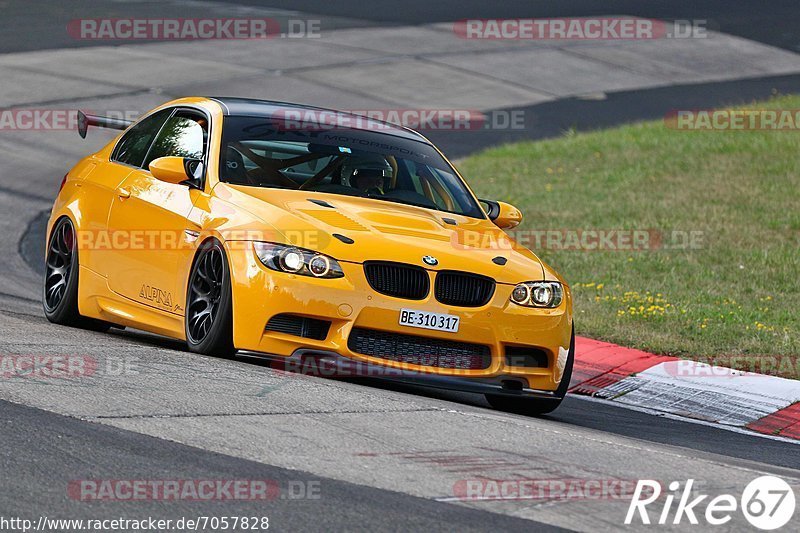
<box><xmin>139</xmin><ymin>284</ymin><xmax>173</xmax><ymax>308</ymax></box>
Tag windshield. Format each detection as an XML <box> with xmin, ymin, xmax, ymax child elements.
<box><xmin>219</xmin><ymin>115</ymin><xmax>485</xmax><ymax>219</ymax></box>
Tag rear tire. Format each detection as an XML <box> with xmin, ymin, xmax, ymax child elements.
<box><xmin>43</xmin><ymin>217</ymin><xmax>111</xmax><ymax>332</ymax></box>
<box><xmin>185</xmin><ymin>239</ymin><xmax>236</xmax><ymax>358</ymax></box>
<box><xmin>486</xmin><ymin>325</ymin><xmax>575</xmax><ymax>416</ymax></box>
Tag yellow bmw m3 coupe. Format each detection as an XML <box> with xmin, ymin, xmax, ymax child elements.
<box><xmin>44</xmin><ymin>97</ymin><xmax>573</xmax><ymax>414</ymax></box>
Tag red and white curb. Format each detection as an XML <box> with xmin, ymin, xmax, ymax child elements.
<box><xmin>569</xmin><ymin>337</ymin><xmax>800</xmax><ymax>441</ymax></box>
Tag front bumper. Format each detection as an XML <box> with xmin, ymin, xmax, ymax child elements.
<box><xmin>248</xmin><ymin>348</ymin><xmax>563</xmax><ymax>399</ymax></box>
<box><xmin>227</xmin><ymin>244</ymin><xmax>573</xmax><ymax>392</ymax></box>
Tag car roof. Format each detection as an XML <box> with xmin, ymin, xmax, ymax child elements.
<box><xmin>206</xmin><ymin>97</ymin><xmax>428</xmax><ymax>142</ymax></box>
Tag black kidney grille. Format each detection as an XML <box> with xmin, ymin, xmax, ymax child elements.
<box><xmin>434</xmin><ymin>271</ymin><xmax>495</xmax><ymax>307</ymax></box>
<box><xmin>348</xmin><ymin>327</ymin><xmax>491</xmax><ymax>370</ymax></box>
<box><xmin>364</xmin><ymin>262</ymin><xmax>430</xmax><ymax>300</ymax></box>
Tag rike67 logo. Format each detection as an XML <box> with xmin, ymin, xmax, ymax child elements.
<box><xmin>626</xmin><ymin>476</ymin><xmax>795</xmax><ymax>530</ymax></box>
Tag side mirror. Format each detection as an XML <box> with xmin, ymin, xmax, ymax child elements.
<box><xmin>481</xmin><ymin>199</ymin><xmax>523</xmax><ymax>230</ymax></box>
<box><xmin>149</xmin><ymin>156</ymin><xmax>203</xmax><ymax>188</ymax></box>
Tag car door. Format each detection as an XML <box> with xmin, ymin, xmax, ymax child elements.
<box><xmin>85</xmin><ymin>108</ymin><xmax>172</xmax><ymax>276</ymax></box>
<box><xmin>105</xmin><ymin>108</ymin><xmax>209</xmax><ymax>315</ymax></box>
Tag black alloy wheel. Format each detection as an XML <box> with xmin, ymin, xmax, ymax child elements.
<box><xmin>186</xmin><ymin>240</ymin><xmax>235</xmax><ymax>357</ymax></box>
<box><xmin>43</xmin><ymin>217</ymin><xmax>110</xmax><ymax>331</ymax></box>
<box><xmin>44</xmin><ymin>217</ymin><xmax>74</xmax><ymax>312</ymax></box>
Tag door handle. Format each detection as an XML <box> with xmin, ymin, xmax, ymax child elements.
<box><xmin>117</xmin><ymin>187</ymin><xmax>131</xmax><ymax>199</ymax></box>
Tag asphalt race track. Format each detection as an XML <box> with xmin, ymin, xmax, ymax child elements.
<box><xmin>1</xmin><ymin>1</ymin><xmax>799</xmax><ymax>531</ymax></box>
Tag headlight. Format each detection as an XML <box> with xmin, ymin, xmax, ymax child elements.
<box><xmin>509</xmin><ymin>281</ymin><xmax>563</xmax><ymax>308</ymax></box>
<box><xmin>253</xmin><ymin>242</ymin><xmax>344</xmax><ymax>279</ymax></box>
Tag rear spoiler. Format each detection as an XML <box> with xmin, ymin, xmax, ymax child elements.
<box><xmin>77</xmin><ymin>110</ymin><xmax>133</xmax><ymax>138</ymax></box>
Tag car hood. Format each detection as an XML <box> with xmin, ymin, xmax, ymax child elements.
<box><xmin>215</xmin><ymin>184</ymin><xmax>545</xmax><ymax>283</ymax></box>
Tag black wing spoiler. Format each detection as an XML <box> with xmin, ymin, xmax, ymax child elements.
<box><xmin>77</xmin><ymin>110</ymin><xmax>133</xmax><ymax>138</ymax></box>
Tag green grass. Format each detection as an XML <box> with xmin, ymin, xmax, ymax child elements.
<box><xmin>459</xmin><ymin>95</ymin><xmax>799</xmax><ymax>374</ymax></box>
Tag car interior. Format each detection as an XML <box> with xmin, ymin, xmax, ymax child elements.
<box><xmin>221</xmin><ymin>139</ymin><xmax>465</xmax><ymax>213</ymax></box>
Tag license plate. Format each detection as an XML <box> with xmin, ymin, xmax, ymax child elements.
<box><xmin>399</xmin><ymin>309</ymin><xmax>460</xmax><ymax>333</ymax></box>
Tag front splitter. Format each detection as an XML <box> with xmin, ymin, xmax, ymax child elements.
<box><xmin>239</xmin><ymin>348</ymin><xmax>560</xmax><ymax>400</ymax></box>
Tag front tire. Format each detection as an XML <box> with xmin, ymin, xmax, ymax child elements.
<box><xmin>43</xmin><ymin>217</ymin><xmax>110</xmax><ymax>332</ymax></box>
<box><xmin>185</xmin><ymin>239</ymin><xmax>236</xmax><ymax>357</ymax></box>
<box><xmin>486</xmin><ymin>325</ymin><xmax>575</xmax><ymax>416</ymax></box>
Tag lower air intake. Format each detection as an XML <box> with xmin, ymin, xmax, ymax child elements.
<box><xmin>348</xmin><ymin>327</ymin><xmax>491</xmax><ymax>370</ymax></box>
<box><xmin>504</xmin><ymin>346</ymin><xmax>549</xmax><ymax>368</ymax></box>
<box><xmin>265</xmin><ymin>314</ymin><xmax>331</xmax><ymax>341</ymax></box>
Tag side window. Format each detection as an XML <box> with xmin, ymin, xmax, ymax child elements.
<box><xmin>143</xmin><ymin>111</ymin><xmax>208</xmax><ymax>169</ymax></box>
<box><xmin>112</xmin><ymin>109</ymin><xmax>172</xmax><ymax>167</ymax></box>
